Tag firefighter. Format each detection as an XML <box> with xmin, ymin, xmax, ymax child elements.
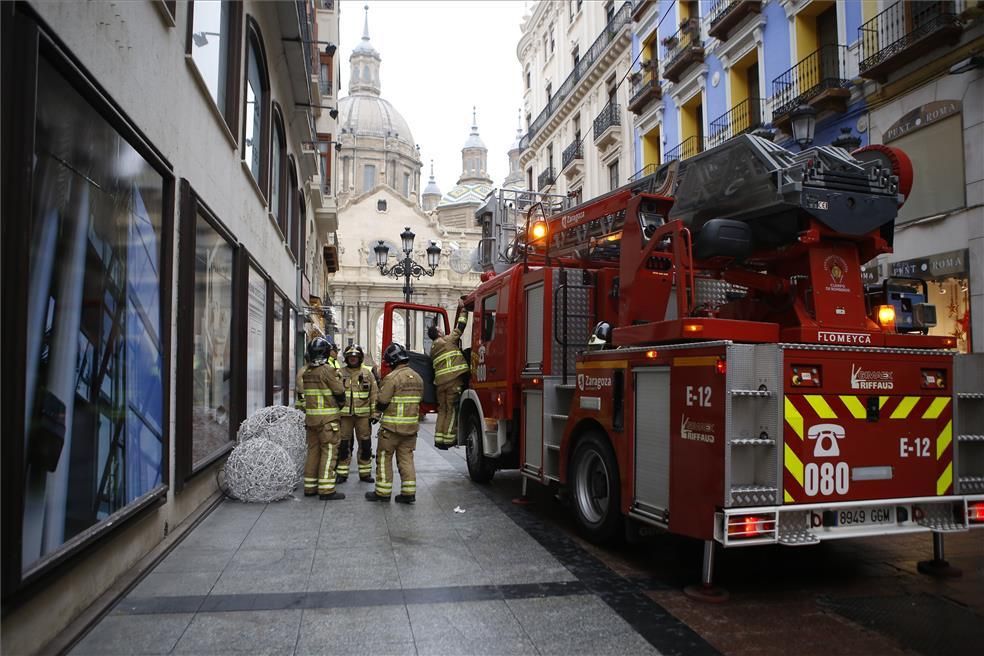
<box><xmin>365</xmin><ymin>343</ymin><xmax>423</xmax><ymax>504</ymax></box>
<box><xmin>587</xmin><ymin>321</ymin><xmax>613</xmax><ymax>351</ymax></box>
<box><xmin>428</xmin><ymin>307</ymin><xmax>470</xmax><ymax>450</ymax></box>
<box><xmin>295</xmin><ymin>336</ymin><xmax>347</xmax><ymax>500</ymax></box>
<box><xmin>336</xmin><ymin>344</ymin><xmax>377</xmax><ymax>484</ymax></box>
<box><xmin>327</xmin><ymin>343</ymin><xmax>340</xmax><ymax>369</ymax></box>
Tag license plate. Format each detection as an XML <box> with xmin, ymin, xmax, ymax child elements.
<box><xmin>835</xmin><ymin>506</ymin><xmax>893</xmax><ymax>527</ymax></box>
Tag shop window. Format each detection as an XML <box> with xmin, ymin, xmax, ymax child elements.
<box><xmin>187</xmin><ymin>1</ymin><xmax>243</xmax><ymax>137</ymax></box>
<box><xmin>892</xmin><ymin>116</ymin><xmax>965</xmax><ymax>224</ymax></box>
<box><xmin>246</xmin><ymin>265</ymin><xmax>268</xmax><ymax>415</ymax></box>
<box><xmin>243</xmin><ymin>19</ymin><xmax>269</xmax><ymax>193</ymax></box>
<box><xmin>187</xmin><ymin>201</ymin><xmax>236</xmax><ymax>469</ymax></box>
<box><xmin>272</xmin><ymin>293</ymin><xmax>286</xmax><ymax>405</ymax></box>
<box><xmin>19</xmin><ymin>56</ymin><xmax>167</xmax><ymax>572</ymax></box>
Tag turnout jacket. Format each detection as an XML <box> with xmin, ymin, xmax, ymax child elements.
<box><xmin>376</xmin><ymin>364</ymin><xmax>423</xmax><ymax>436</ymax></box>
<box><xmin>430</xmin><ymin>313</ymin><xmax>470</xmax><ymax>387</ymax></box>
<box><xmin>340</xmin><ymin>364</ymin><xmax>378</xmax><ymax>417</ymax></box>
<box><xmin>296</xmin><ymin>362</ymin><xmax>345</xmax><ymax>427</ymax></box>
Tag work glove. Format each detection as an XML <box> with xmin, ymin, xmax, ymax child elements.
<box><xmin>369</xmin><ymin>416</ymin><xmax>379</xmax><ymax>426</ymax></box>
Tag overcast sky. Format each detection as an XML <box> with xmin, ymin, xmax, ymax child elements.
<box><xmin>338</xmin><ymin>0</ymin><xmax>530</xmax><ymax>195</ymax></box>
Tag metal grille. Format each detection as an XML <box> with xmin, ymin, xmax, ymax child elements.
<box><xmin>551</xmin><ymin>269</ymin><xmax>592</xmax><ymax>381</ymax></box>
<box><xmin>634</xmin><ymin>368</ymin><xmax>671</xmax><ymax>515</ymax></box>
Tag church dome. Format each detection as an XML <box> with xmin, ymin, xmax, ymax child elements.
<box><xmin>337</xmin><ymin>95</ymin><xmax>415</xmax><ymax>149</ymax></box>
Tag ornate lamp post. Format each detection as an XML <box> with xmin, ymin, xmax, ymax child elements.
<box><xmin>373</xmin><ymin>226</ymin><xmax>442</xmax><ymax>345</ymax></box>
<box><xmin>790</xmin><ymin>104</ymin><xmax>817</xmax><ymax>151</ymax></box>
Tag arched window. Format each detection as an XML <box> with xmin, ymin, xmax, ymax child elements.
<box><xmin>287</xmin><ymin>155</ymin><xmax>299</xmax><ymax>259</ymax></box>
<box><xmin>271</xmin><ymin>104</ymin><xmax>286</xmax><ymax>231</ymax></box>
<box><xmin>243</xmin><ymin>18</ymin><xmax>270</xmax><ymax>194</ymax></box>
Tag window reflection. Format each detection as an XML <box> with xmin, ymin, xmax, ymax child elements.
<box><xmin>244</xmin><ymin>34</ymin><xmax>265</xmax><ymax>184</ymax></box>
<box><xmin>192</xmin><ymin>217</ymin><xmax>234</xmax><ymax>466</ymax></box>
<box><xmin>272</xmin><ymin>295</ymin><xmax>284</xmax><ymax>405</ymax></box>
<box><xmin>246</xmin><ymin>266</ymin><xmax>267</xmax><ymax>415</ymax></box>
<box><xmin>22</xmin><ymin>57</ymin><xmax>164</xmax><ymax>571</ymax></box>
<box><xmin>190</xmin><ymin>1</ymin><xmax>229</xmax><ymax>111</ymax></box>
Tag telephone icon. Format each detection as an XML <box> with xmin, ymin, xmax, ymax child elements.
<box><xmin>808</xmin><ymin>423</ymin><xmax>845</xmax><ymax>458</ymax></box>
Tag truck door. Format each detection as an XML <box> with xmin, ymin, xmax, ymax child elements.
<box><xmin>380</xmin><ymin>301</ymin><xmax>449</xmax><ymax>411</ymax></box>
<box><xmin>473</xmin><ymin>283</ymin><xmax>510</xmax><ymax>420</ymax></box>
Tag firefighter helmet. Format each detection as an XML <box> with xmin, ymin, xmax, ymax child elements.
<box><xmin>383</xmin><ymin>342</ymin><xmax>410</xmax><ymax>367</ymax></box>
<box><xmin>344</xmin><ymin>344</ymin><xmax>365</xmax><ymax>368</ymax></box>
<box><xmin>307</xmin><ymin>336</ymin><xmax>331</xmax><ymax>363</ymax></box>
<box><xmin>588</xmin><ymin>321</ymin><xmax>612</xmax><ymax>350</ymax></box>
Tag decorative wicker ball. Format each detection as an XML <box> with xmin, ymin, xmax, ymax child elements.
<box><xmin>222</xmin><ymin>437</ymin><xmax>299</xmax><ymax>503</ymax></box>
<box><xmin>236</xmin><ymin>405</ymin><xmax>306</xmax><ymax>475</ymax></box>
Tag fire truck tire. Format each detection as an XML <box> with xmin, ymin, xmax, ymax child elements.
<box><xmin>464</xmin><ymin>412</ymin><xmax>495</xmax><ymax>484</ymax></box>
<box><xmin>570</xmin><ymin>432</ymin><xmax>622</xmax><ymax>544</ymax></box>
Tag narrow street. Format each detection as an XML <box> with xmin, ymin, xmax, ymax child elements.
<box><xmin>72</xmin><ymin>419</ymin><xmax>982</xmax><ymax>656</ymax></box>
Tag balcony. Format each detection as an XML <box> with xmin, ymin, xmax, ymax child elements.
<box><xmin>859</xmin><ymin>1</ymin><xmax>961</xmax><ymax>81</ymax></box>
<box><xmin>538</xmin><ymin>166</ymin><xmax>557</xmax><ymax>191</ymax></box>
<box><xmin>771</xmin><ymin>44</ymin><xmax>850</xmax><ymax>129</ymax></box>
<box><xmin>708</xmin><ymin>97</ymin><xmax>764</xmax><ymax>147</ymax></box>
<box><xmin>628</xmin><ymin>162</ymin><xmax>659</xmax><ymax>182</ymax></box>
<box><xmin>561</xmin><ymin>139</ymin><xmax>584</xmax><ymax>180</ymax></box>
<box><xmin>707</xmin><ymin>0</ymin><xmax>762</xmax><ymax>42</ymax></box>
<box><xmin>664</xmin><ymin>135</ymin><xmax>705</xmax><ymax>162</ymax></box>
<box><xmin>662</xmin><ymin>19</ymin><xmax>704</xmax><ymax>83</ymax></box>
<box><xmin>521</xmin><ymin>2</ymin><xmax>632</xmax><ymax>150</ymax></box>
<box><xmin>628</xmin><ymin>66</ymin><xmax>662</xmax><ymax>115</ymax></box>
<box><xmin>593</xmin><ymin>102</ymin><xmax>621</xmax><ymax>150</ymax></box>
<box><xmin>631</xmin><ymin>0</ymin><xmax>655</xmax><ymax>21</ymax></box>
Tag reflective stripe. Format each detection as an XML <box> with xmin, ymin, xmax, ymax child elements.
<box><xmin>382</xmin><ymin>416</ymin><xmax>418</xmax><ymax>425</ymax></box>
<box><xmin>392</xmin><ymin>395</ymin><xmax>422</xmax><ymax>403</ymax></box>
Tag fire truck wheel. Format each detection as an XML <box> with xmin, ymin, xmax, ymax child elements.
<box><xmin>464</xmin><ymin>412</ymin><xmax>495</xmax><ymax>484</ymax></box>
<box><xmin>571</xmin><ymin>432</ymin><xmax>622</xmax><ymax>544</ymax></box>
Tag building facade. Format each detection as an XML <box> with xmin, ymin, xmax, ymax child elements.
<box><xmin>0</xmin><ymin>1</ymin><xmax>336</xmax><ymax>652</ymax></box>
<box><xmin>518</xmin><ymin>0</ymin><xmax>636</xmax><ymax>205</ymax></box>
<box><xmin>625</xmin><ymin>0</ymin><xmax>982</xmax><ymax>352</ymax></box>
<box><xmin>325</xmin><ymin>7</ymin><xmax>481</xmax><ymax>364</ymax></box>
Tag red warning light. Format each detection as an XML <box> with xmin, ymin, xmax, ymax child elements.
<box><xmin>715</xmin><ymin>358</ymin><xmax>727</xmax><ymax>375</ymax></box>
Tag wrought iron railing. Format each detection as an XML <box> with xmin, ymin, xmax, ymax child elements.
<box><xmin>859</xmin><ymin>1</ymin><xmax>959</xmax><ymax>74</ymax></box>
<box><xmin>771</xmin><ymin>44</ymin><xmax>849</xmax><ymax>118</ymax></box>
<box><xmin>319</xmin><ymin>75</ymin><xmax>332</xmax><ymax>97</ymax></box>
<box><xmin>521</xmin><ymin>2</ymin><xmax>631</xmax><ymax>150</ymax></box>
<box><xmin>593</xmin><ymin>103</ymin><xmax>621</xmax><ymax>140</ymax></box>
<box><xmin>708</xmin><ymin>0</ymin><xmax>761</xmax><ymax>34</ymax></box>
<box><xmin>562</xmin><ymin>140</ymin><xmax>584</xmax><ymax>169</ymax></box>
<box><xmin>538</xmin><ymin>166</ymin><xmax>557</xmax><ymax>190</ymax></box>
<box><xmin>664</xmin><ymin>135</ymin><xmax>705</xmax><ymax>162</ymax></box>
<box><xmin>629</xmin><ymin>162</ymin><xmax>659</xmax><ymax>182</ymax></box>
<box><xmin>662</xmin><ymin>18</ymin><xmax>702</xmax><ymax>71</ymax></box>
<box><xmin>629</xmin><ymin>68</ymin><xmax>661</xmax><ymax>108</ymax></box>
<box><xmin>708</xmin><ymin>97</ymin><xmax>764</xmax><ymax>147</ymax></box>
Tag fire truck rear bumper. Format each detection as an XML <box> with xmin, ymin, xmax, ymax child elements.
<box><xmin>714</xmin><ymin>495</ymin><xmax>984</xmax><ymax>547</ymax></box>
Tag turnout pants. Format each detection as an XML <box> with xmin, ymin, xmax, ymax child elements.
<box><xmin>304</xmin><ymin>421</ymin><xmax>340</xmax><ymax>495</ymax></box>
<box><xmin>374</xmin><ymin>428</ymin><xmax>417</xmax><ymax>498</ymax></box>
<box><xmin>434</xmin><ymin>381</ymin><xmax>463</xmax><ymax>447</ymax></box>
<box><xmin>338</xmin><ymin>415</ymin><xmax>373</xmax><ymax>479</ymax></box>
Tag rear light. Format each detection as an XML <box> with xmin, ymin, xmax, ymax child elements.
<box><xmin>969</xmin><ymin>502</ymin><xmax>984</xmax><ymax>524</ymax></box>
<box><xmin>683</xmin><ymin>322</ymin><xmax>703</xmax><ymax>334</ymax></box>
<box><xmin>715</xmin><ymin>358</ymin><xmax>727</xmax><ymax>375</ymax></box>
<box><xmin>645</xmin><ymin>350</ymin><xmax>658</xmax><ymax>359</ymax></box>
<box><xmin>875</xmin><ymin>304</ymin><xmax>896</xmax><ymax>331</ymax></box>
<box><xmin>727</xmin><ymin>514</ymin><xmax>773</xmax><ymax>539</ymax></box>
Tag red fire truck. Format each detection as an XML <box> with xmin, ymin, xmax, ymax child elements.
<box><xmin>386</xmin><ymin>135</ymin><xmax>984</xmax><ymax>593</ymax></box>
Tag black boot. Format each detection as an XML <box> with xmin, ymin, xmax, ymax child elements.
<box><xmin>319</xmin><ymin>491</ymin><xmax>346</xmax><ymax>501</ymax></box>
<box><xmin>395</xmin><ymin>494</ymin><xmax>416</xmax><ymax>505</ymax></box>
<box><xmin>304</xmin><ymin>491</ymin><xmax>318</xmax><ymax>497</ymax></box>
<box><xmin>360</xmin><ymin>476</ymin><xmax>375</xmax><ymax>483</ymax></box>
<box><xmin>365</xmin><ymin>491</ymin><xmax>389</xmax><ymax>502</ymax></box>
<box><xmin>336</xmin><ymin>475</ymin><xmax>348</xmax><ymax>484</ymax></box>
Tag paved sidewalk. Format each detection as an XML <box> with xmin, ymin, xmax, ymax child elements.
<box><xmin>72</xmin><ymin>419</ymin><xmax>703</xmax><ymax>656</ymax></box>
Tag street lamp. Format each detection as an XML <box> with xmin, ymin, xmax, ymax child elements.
<box><xmin>830</xmin><ymin>126</ymin><xmax>862</xmax><ymax>152</ymax></box>
<box><xmin>790</xmin><ymin>104</ymin><xmax>817</xmax><ymax>150</ymax></box>
<box><xmin>374</xmin><ymin>227</ymin><xmax>442</xmax><ymax>344</ymax></box>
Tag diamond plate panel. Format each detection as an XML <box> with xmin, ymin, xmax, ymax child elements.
<box><xmin>550</xmin><ymin>269</ymin><xmax>592</xmax><ymax>377</ymax></box>
<box><xmin>725</xmin><ymin>345</ymin><xmax>780</xmax><ymax>507</ymax></box>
